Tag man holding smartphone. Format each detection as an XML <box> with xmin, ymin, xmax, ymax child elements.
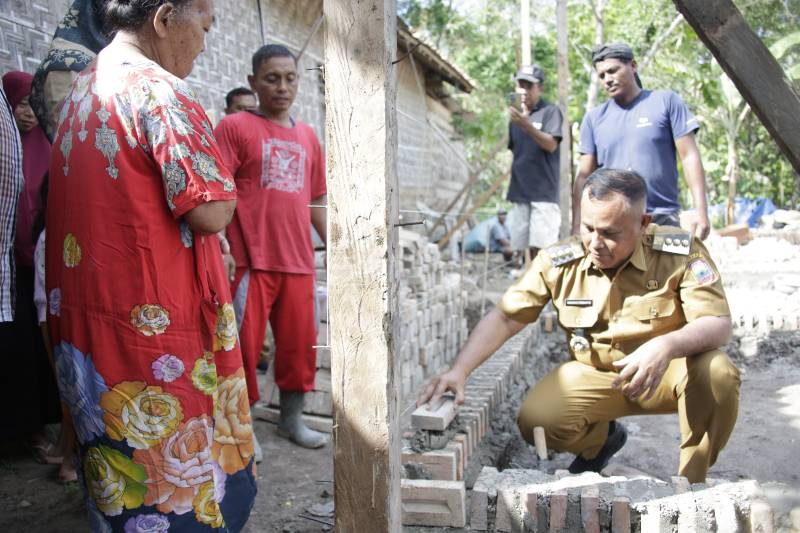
<box><xmin>507</xmin><ymin>65</ymin><xmax>564</xmax><ymax>264</ymax></box>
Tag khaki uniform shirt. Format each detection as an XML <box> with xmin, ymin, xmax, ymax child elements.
<box><xmin>499</xmin><ymin>224</ymin><xmax>729</xmax><ymax>370</ymax></box>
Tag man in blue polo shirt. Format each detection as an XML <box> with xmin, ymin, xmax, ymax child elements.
<box><xmin>571</xmin><ymin>43</ymin><xmax>711</xmax><ymax>240</ymax></box>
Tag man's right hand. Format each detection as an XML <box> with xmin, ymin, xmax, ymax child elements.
<box><xmin>417</xmin><ymin>367</ymin><xmax>468</xmax><ymax>408</ymax></box>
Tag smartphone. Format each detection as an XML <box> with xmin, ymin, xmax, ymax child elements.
<box><xmin>507</xmin><ymin>92</ymin><xmax>524</xmax><ymax>112</ymax></box>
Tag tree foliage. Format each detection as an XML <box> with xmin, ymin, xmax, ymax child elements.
<box><xmin>399</xmin><ymin>0</ymin><xmax>800</xmax><ymax>211</ymax></box>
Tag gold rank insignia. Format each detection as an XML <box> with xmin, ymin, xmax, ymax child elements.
<box><xmin>646</xmin><ymin>279</ymin><xmax>659</xmax><ymax>290</ymax></box>
<box><xmin>546</xmin><ymin>238</ymin><xmax>586</xmax><ymax>267</ymax></box>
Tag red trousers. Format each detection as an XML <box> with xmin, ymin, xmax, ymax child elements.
<box><xmin>231</xmin><ymin>268</ymin><xmax>317</xmax><ymax>404</ymax></box>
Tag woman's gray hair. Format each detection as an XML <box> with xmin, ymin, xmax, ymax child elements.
<box><xmin>104</xmin><ymin>0</ymin><xmax>192</xmax><ymax>32</ymax></box>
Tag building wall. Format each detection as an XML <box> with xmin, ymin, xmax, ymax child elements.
<box><xmin>0</xmin><ymin>0</ymin><xmax>467</xmax><ymax>210</ymax></box>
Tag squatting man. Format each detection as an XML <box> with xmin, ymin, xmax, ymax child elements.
<box><xmin>420</xmin><ymin>168</ymin><xmax>740</xmax><ymax>482</ymax></box>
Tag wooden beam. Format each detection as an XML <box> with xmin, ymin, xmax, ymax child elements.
<box><xmin>556</xmin><ymin>0</ymin><xmax>572</xmax><ymax>238</ymax></box>
<box><xmin>426</xmin><ymin>135</ymin><xmax>507</xmax><ymax>239</ymax></box>
<box><xmin>324</xmin><ymin>1</ymin><xmax>401</xmax><ymax>531</ymax></box>
<box><xmin>521</xmin><ymin>0</ymin><xmax>531</xmax><ymax>66</ymax></box>
<box><xmin>672</xmin><ymin>0</ymin><xmax>800</xmax><ymax>174</ymax></box>
<box><xmin>437</xmin><ymin>171</ymin><xmax>509</xmax><ymax>250</ymax></box>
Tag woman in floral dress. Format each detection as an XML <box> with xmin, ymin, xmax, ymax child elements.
<box><xmin>45</xmin><ymin>1</ymin><xmax>256</xmax><ymax>530</ymax></box>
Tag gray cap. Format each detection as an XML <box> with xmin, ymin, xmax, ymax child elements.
<box><xmin>515</xmin><ymin>64</ymin><xmax>544</xmax><ymax>84</ymax></box>
<box><xmin>591</xmin><ymin>42</ymin><xmax>635</xmax><ymax>64</ymax></box>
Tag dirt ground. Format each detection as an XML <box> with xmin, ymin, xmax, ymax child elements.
<box><xmin>2</xmin><ymin>243</ymin><xmax>799</xmax><ymax>532</ymax></box>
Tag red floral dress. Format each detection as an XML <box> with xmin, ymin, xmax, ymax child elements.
<box><xmin>46</xmin><ymin>58</ymin><xmax>256</xmax><ymax>532</ymax></box>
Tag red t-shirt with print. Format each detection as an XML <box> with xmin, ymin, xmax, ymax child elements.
<box><xmin>214</xmin><ymin>111</ymin><xmax>325</xmax><ymax>274</ymax></box>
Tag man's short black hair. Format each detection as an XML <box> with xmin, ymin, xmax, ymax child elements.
<box><xmin>251</xmin><ymin>44</ymin><xmax>297</xmax><ymax>74</ymax></box>
<box><xmin>225</xmin><ymin>87</ymin><xmax>254</xmax><ymax>108</ymax></box>
<box><xmin>584</xmin><ymin>168</ymin><xmax>647</xmax><ymax>206</ymax></box>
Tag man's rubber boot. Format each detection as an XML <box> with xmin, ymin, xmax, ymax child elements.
<box><xmin>250</xmin><ymin>409</ymin><xmax>264</xmax><ymax>463</ymax></box>
<box><xmin>568</xmin><ymin>420</ymin><xmax>628</xmax><ymax>474</ymax></box>
<box><xmin>276</xmin><ymin>390</ymin><xmax>329</xmax><ymax>449</ymax></box>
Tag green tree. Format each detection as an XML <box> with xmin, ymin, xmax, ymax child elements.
<box><xmin>400</xmin><ymin>0</ymin><xmax>800</xmax><ymax>215</ymax></box>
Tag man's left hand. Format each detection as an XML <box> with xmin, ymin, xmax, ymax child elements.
<box><xmin>611</xmin><ymin>339</ymin><xmax>672</xmax><ymax>400</ymax></box>
<box><xmin>694</xmin><ymin>211</ymin><xmax>711</xmax><ymax>241</ymax></box>
<box><xmin>509</xmin><ymin>106</ymin><xmax>529</xmax><ymax>128</ymax></box>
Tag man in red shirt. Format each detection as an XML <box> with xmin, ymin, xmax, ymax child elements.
<box><xmin>215</xmin><ymin>44</ymin><xmax>327</xmax><ymax>450</ymax></box>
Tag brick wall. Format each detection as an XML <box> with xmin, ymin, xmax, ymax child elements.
<box><xmin>0</xmin><ymin>0</ymin><xmax>468</xmax><ymax>210</ymax></box>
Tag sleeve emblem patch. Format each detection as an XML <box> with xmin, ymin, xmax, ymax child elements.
<box><xmin>688</xmin><ymin>258</ymin><xmax>718</xmax><ymax>286</ymax></box>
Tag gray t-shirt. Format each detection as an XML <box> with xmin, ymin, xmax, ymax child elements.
<box><xmin>579</xmin><ymin>89</ymin><xmax>699</xmax><ymax>214</ymax></box>
<box><xmin>507</xmin><ymin>100</ymin><xmax>563</xmax><ymax>204</ymax></box>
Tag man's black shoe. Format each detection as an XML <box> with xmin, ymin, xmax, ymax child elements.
<box><xmin>568</xmin><ymin>420</ymin><xmax>627</xmax><ymax>474</ymax></box>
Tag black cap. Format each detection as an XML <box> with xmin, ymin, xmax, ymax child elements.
<box><xmin>591</xmin><ymin>43</ymin><xmax>642</xmax><ymax>88</ymax></box>
<box><xmin>515</xmin><ymin>65</ymin><xmax>544</xmax><ymax>84</ymax></box>
<box><xmin>591</xmin><ymin>42</ymin><xmax>635</xmax><ymax>64</ymax></box>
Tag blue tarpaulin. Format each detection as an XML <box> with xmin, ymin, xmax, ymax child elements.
<box><xmin>707</xmin><ymin>196</ymin><xmax>776</xmax><ymax>228</ymax></box>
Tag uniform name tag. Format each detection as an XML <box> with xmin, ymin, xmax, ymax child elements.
<box><xmin>565</xmin><ymin>299</ymin><xmax>593</xmax><ymax>307</ymax></box>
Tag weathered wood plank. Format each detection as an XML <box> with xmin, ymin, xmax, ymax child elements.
<box><xmin>324</xmin><ymin>1</ymin><xmax>401</xmax><ymax>531</ymax></box>
<box><xmin>672</xmin><ymin>0</ymin><xmax>800</xmax><ymax>174</ymax></box>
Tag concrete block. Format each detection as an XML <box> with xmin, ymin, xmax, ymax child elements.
<box><xmin>495</xmin><ymin>488</ymin><xmax>522</xmax><ymax>532</ymax></box>
<box><xmin>460</xmin><ymin>404</ymin><xmax>487</xmax><ymax>438</ymax></box>
<box><xmin>460</xmin><ymin>424</ymin><xmax>475</xmax><ymax>457</ymax></box>
<box><xmin>581</xmin><ymin>485</ymin><xmax>600</xmax><ymax>533</ymax></box>
<box><xmin>401</xmin><ymin>448</ymin><xmax>458</xmax><ymax>481</ymax></box>
<box><xmin>412</xmin><ymin>396</ymin><xmax>458</xmax><ymax>431</ymax></box>
<box><xmin>790</xmin><ymin>507</ymin><xmax>800</xmax><ymax>531</ymax></box>
<box><xmin>458</xmin><ymin>411</ymin><xmax>481</xmax><ymax>445</ymax></box>
<box><xmin>612</xmin><ymin>496</ymin><xmax>631</xmax><ymax>533</ymax></box>
<box><xmin>675</xmin><ymin>490</ymin><xmax>700</xmax><ymax>533</ymax></box>
<box><xmin>445</xmin><ymin>440</ymin><xmax>464</xmax><ymax>481</ymax></box>
<box><xmin>710</xmin><ymin>494</ymin><xmax>741</xmax><ymax>533</ymax></box>
<box><xmin>639</xmin><ymin>501</ymin><xmax>671</xmax><ymax>533</ymax></box>
<box><xmin>549</xmin><ymin>489</ymin><xmax>567</xmax><ymax>532</ymax></box>
<box><xmin>401</xmin><ymin>478</ymin><xmax>466</xmax><ymax>528</ymax></box>
<box><xmin>749</xmin><ymin>500</ymin><xmax>774</xmax><ymax>533</ymax></box>
<box><xmin>470</xmin><ymin>467</ymin><xmax>501</xmax><ymax>531</ymax></box>
<box><xmin>671</xmin><ymin>476</ymin><xmax>691</xmax><ymax>493</ymax></box>
<box><xmin>453</xmin><ymin>433</ymin><xmax>469</xmax><ymax>463</ymax></box>
<box><xmin>525</xmin><ymin>491</ymin><xmax>540</xmax><ymax>532</ymax></box>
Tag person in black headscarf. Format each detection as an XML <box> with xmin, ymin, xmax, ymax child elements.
<box><xmin>572</xmin><ymin>42</ymin><xmax>712</xmax><ymax>242</ymax></box>
<box><xmin>29</xmin><ymin>0</ymin><xmax>113</xmax><ymax>140</ymax></box>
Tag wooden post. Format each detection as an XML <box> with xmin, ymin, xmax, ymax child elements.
<box><xmin>520</xmin><ymin>0</ymin><xmax>531</xmax><ymax>66</ymax></box>
<box><xmin>672</xmin><ymin>0</ymin><xmax>800</xmax><ymax>175</ymax></box>
<box><xmin>556</xmin><ymin>0</ymin><xmax>571</xmax><ymax>238</ymax></box>
<box><xmin>324</xmin><ymin>1</ymin><xmax>401</xmax><ymax>531</ymax></box>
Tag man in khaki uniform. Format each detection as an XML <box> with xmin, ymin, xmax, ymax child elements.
<box><xmin>420</xmin><ymin>168</ymin><xmax>740</xmax><ymax>483</ymax></box>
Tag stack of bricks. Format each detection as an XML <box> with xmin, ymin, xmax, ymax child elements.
<box><xmin>470</xmin><ymin>466</ymin><xmax>777</xmax><ymax>532</ymax></box>
<box><xmin>401</xmin><ymin>331</ymin><xmax>530</xmax><ymax>528</ymax></box>
<box><xmin>257</xmin><ymin>229</ymin><xmax>469</xmax><ymax>426</ymax></box>
<box><xmin>397</xmin><ymin>229</ymin><xmax>470</xmax><ymax>397</ymax></box>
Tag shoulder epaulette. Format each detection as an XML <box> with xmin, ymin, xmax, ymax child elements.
<box><xmin>644</xmin><ymin>224</ymin><xmax>691</xmax><ymax>256</ymax></box>
<box><xmin>545</xmin><ymin>237</ymin><xmax>586</xmax><ymax>267</ymax></box>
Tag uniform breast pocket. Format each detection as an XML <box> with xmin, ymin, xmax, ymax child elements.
<box><xmin>558</xmin><ymin>306</ymin><xmax>599</xmax><ymax>330</ymax></box>
<box><xmin>631</xmin><ymin>297</ymin><xmax>680</xmax><ymax>334</ymax></box>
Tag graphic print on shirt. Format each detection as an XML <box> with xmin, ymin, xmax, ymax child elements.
<box><xmin>261</xmin><ymin>138</ymin><xmax>306</xmax><ymax>193</ymax></box>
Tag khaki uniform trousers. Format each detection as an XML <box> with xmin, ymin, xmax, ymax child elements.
<box><xmin>517</xmin><ymin>349</ymin><xmax>740</xmax><ymax>483</ymax></box>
